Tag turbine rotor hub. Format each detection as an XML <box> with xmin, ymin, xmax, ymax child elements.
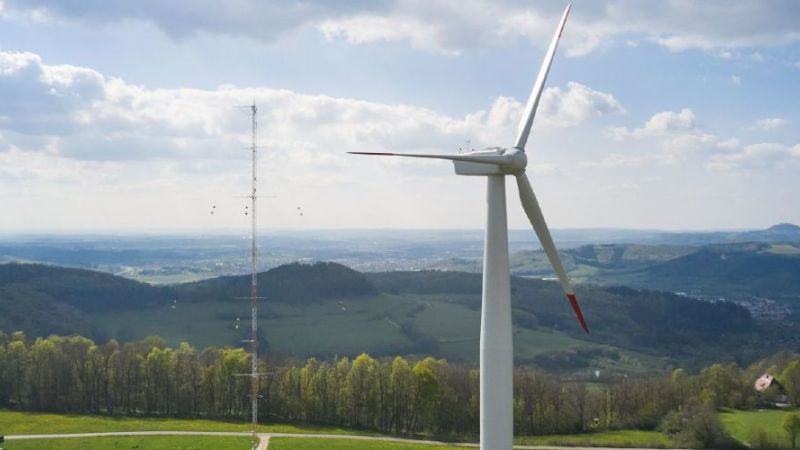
<box><xmin>502</xmin><ymin>147</ymin><xmax>527</xmax><ymax>174</ymax></box>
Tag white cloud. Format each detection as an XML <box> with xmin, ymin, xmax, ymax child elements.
<box><xmin>484</xmin><ymin>82</ymin><xmax>624</xmax><ymax>134</ymax></box>
<box><xmin>603</xmin><ymin>108</ymin><xmax>800</xmax><ymax>172</ymax></box>
<box><xmin>0</xmin><ymin>50</ymin><xmax>630</xmax><ymax>230</ymax></box>
<box><xmin>0</xmin><ymin>51</ymin><xmax>624</xmax><ymax>164</ymax></box>
<box><xmin>640</xmin><ymin>109</ymin><xmax>698</xmax><ymax>135</ymax></box>
<box><xmin>716</xmin><ymin>138</ymin><xmax>740</xmax><ymax>150</ymax></box>
<box><xmin>4</xmin><ymin>1</ymin><xmax>800</xmax><ymax>56</ymax></box>
<box><xmin>707</xmin><ymin>142</ymin><xmax>798</xmax><ymax>170</ymax></box>
<box><xmin>538</xmin><ymin>82</ymin><xmax>626</xmax><ymax>128</ymax></box>
<box><xmin>613</xmin><ymin>108</ymin><xmax>699</xmax><ymax>140</ymax></box>
<box><xmin>318</xmin><ymin>14</ymin><xmax>465</xmax><ymax>56</ymax></box>
<box><xmin>578</xmin><ymin>152</ymin><xmax>651</xmax><ymax>169</ymax></box>
<box><xmin>730</xmin><ymin>75</ymin><xmax>742</xmax><ymax>85</ymax></box>
<box><xmin>610</xmin><ymin>108</ymin><xmax>742</xmax><ymax>165</ymax></box>
<box><xmin>750</xmin><ymin>117</ymin><xmax>788</xmax><ymax>130</ymax></box>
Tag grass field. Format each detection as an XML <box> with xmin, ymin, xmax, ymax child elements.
<box><xmin>6</xmin><ymin>436</ymin><xmax>251</xmax><ymax>450</ymax></box>
<box><xmin>270</xmin><ymin>431</ymin><xmax>674</xmax><ymax>450</ymax></box>
<box><xmin>0</xmin><ymin>410</ymin><xmax>374</xmax><ymax>436</ymax></box>
<box><xmin>719</xmin><ymin>408</ymin><xmax>798</xmax><ymax>448</ymax></box>
<box><xmin>269</xmin><ymin>438</ymin><xmax>464</xmax><ymax>450</ymax></box>
<box><xmin>0</xmin><ymin>409</ymin><xmax>681</xmax><ymax>449</ymax></box>
<box><xmin>514</xmin><ymin>430</ymin><xmax>673</xmax><ymax>448</ymax></box>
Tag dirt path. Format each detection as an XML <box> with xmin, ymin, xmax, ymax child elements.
<box><xmin>257</xmin><ymin>433</ymin><xmax>269</xmax><ymax>450</ymax></box>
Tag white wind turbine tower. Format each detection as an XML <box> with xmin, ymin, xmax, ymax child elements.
<box><xmin>350</xmin><ymin>5</ymin><xmax>587</xmax><ymax>450</ymax></box>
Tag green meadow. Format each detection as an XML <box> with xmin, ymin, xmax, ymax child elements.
<box><xmin>0</xmin><ymin>410</ymin><xmax>371</xmax><ymax>436</ymax></box>
<box><xmin>720</xmin><ymin>408</ymin><xmax>800</xmax><ymax>448</ymax></box>
<box><xmin>6</xmin><ymin>436</ymin><xmax>251</xmax><ymax>450</ymax></box>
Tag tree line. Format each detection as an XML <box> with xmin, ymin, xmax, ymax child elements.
<box><xmin>0</xmin><ymin>331</ymin><xmax>798</xmax><ymax>443</ymax></box>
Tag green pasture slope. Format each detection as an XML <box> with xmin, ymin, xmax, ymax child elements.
<box><xmin>95</xmin><ymin>292</ymin><xmax>646</xmax><ymax>371</ymax></box>
<box><xmin>8</xmin><ymin>436</ymin><xmax>250</xmax><ymax>450</ymax></box>
<box><xmin>720</xmin><ymin>408</ymin><xmax>800</xmax><ymax>448</ymax></box>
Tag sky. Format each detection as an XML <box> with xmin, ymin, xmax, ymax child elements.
<box><xmin>0</xmin><ymin>0</ymin><xmax>799</xmax><ymax>232</ymax></box>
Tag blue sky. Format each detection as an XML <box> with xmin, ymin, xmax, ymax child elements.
<box><xmin>0</xmin><ymin>0</ymin><xmax>798</xmax><ymax>232</ymax></box>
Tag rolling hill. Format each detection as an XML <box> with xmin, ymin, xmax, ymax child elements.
<box><xmin>0</xmin><ymin>263</ymin><xmax>172</xmax><ymax>338</ymax></box>
<box><xmin>2</xmin><ymin>260</ymin><xmax>798</xmax><ymax>374</ymax></box>
<box><xmin>435</xmin><ymin>241</ymin><xmax>800</xmax><ymax>307</ymax></box>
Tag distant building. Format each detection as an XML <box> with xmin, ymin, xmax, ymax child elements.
<box><xmin>754</xmin><ymin>373</ymin><xmax>789</xmax><ymax>405</ymax></box>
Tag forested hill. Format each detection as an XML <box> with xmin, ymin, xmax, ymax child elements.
<box><xmin>0</xmin><ymin>261</ymin><xmax>379</xmax><ymax>348</ymax></box>
<box><xmin>367</xmin><ymin>270</ymin><xmax>779</xmax><ymax>367</ymax></box>
<box><xmin>0</xmin><ymin>263</ymin><xmax>171</xmax><ymax>338</ymax></box>
<box><xmin>1</xmin><ymin>261</ymin><xmax>797</xmax><ymax>371</ymax></box>
<box><xmin>175</xmin><ymin>261</ymin><xmax>378</xmax><ymax>302</ymax></box>
<box><xmin>638</xmin><ymin>244</ymin><xmax>800</xmax><ymax>296</ymax></box>
<box><xmin>0</xmin><ymin>263</ymin><xmax>172</xmax><ymax>311</ymax></box>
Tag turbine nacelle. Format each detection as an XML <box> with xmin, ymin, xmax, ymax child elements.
<box><xmin>453</xmin><ymin>147</ymin><xmax>527</xmax><ymax>176</ymax></box>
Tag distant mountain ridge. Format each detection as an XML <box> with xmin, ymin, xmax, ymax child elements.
<box><xmin>767</xmin><ymin>223</ymin><xmax>800</xmax><ymax>231</ymax></box>
<box><xmin>1</xmin><ymin>224</ymin><xmax>798</xmax><ymax>283</ymax></box>
<box><xmin>644</xmin><ymin>222</ymin><xmax>800</xmax><ymax>246</ymax></box>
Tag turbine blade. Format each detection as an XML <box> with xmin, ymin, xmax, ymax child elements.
<box><xmin>348</xmin><ymin>151</ymin><xmax>510</xmax><ymax>165</ymax></box>
<box><xmin>515</xmin><ymin>172</ymin><xmax>588</xmax><ymax>333</ymax></box>
<box><xmin>515</xmin><ymin>4</ymin><xmax>571</xmax><ymax>151</ymax></box>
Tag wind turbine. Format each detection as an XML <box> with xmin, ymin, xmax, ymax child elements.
<box><xmin>350</xmin><ymin>4</ymin><xmax>587</xmax><ymax>450</ymax></box>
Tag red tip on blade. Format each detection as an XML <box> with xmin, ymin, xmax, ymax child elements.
<box><xmin>567</xmin><ymin>294</ymin><xmax>589</xmax><ymax>333</ymax></box>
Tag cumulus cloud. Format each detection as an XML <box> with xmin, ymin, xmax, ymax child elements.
<box><xmin>750</xmin><ymin>117</ymin><xmax>788</xmax><ymax>130</ymax></box>
<box><xmin>0</xmin><ymin>49</ymin><xmax>633</xmax><ymax>230</ymax></box>
<box><xmin>608</xmin><ymin>108</ymin><xmax>800</xmax><ymax>170</ymax></box>
<box><xmin>480</xmin><ymin>82</ymin><xmax>625</xmax><ymax>138</ymax></box>
<box><xmin>538</xmin><ymin>82</ymin><xmax>626</xmax><ymax>128</ymax></box>
<box><xmin>0</xmin><ymin>51</ymin><xmax>106</xmax><ymax>135</ymax></box>
<box><xmin>638</xmin><ymin>109</ymin><xmax>698</xmax><ymax>135</ymax></box>
<box><xmin>707</xmin><ymin>142</ymin><xmax>799</xmax><ymax>170</ymax></box>
<box><xmin>0</xmin><ymin>51</ymin><xmax>622</xmax><ymax>165</ymax></box>
<box><xmin>0</xmin><ymin>0</ymin><xmax>375</xmax><ymax>43</ymax></box>
<box><xmin>611</xmin><ymin>108</ymin><xmax>703</xmax><ymax>143</ymax></box>
<box><xmin>3</xmin><ymin>1</ymin><xmax>800</xmax><ymax>56</ymax></box>
<box><xmin>610</xmin><ymin>108</ymin><xmax>734</xmax><ymax>164</ymax></box>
